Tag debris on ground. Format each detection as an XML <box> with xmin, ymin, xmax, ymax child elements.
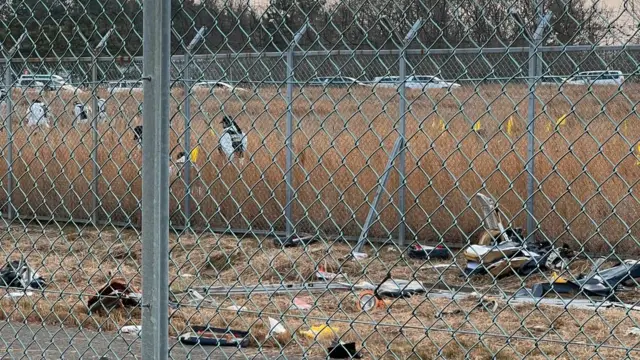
<box><xmin>178</xmin><ymin>326</ymin><xmax>249</xmax><ymax>347</ymax></box>
<box><xmin>292</xmin><ymin>297</ymin><xmax>313</xmax><ymax>310</ymax></box>
<box><xmin>267</xmin><ymin>317</ymin><xmax>286</xmax><ymax>337</ymax></box>
<box><xmin>357</xmin><ymin>290</ymin><xmax>386</xmax><ymax>312</ymax></box>
<box><xmin>408</xmin><ymin>244</ymin><xmax>452</xmax><ymax>260</ymax></box>
<box><xmin>120</xmin><ymin>325</ymin><xmax>142</xmax><ymax>335</ymax></box>
<box><xmin>299</xmin><ymin>324</ymin><xmax>340</xmax><ymax>340</ymax></box>
<box><xmin>463</xmin><ymin>237</ymin><xmax>573</xmax><ymax>278</ymax></box>
<box><xmin>328</xmin><ymin>339</ymin><xmax>363</xmax><ymax>359</ymax></box>
<box><xmin>468</xmin><ymin>192</ymin><xmax>574</xmax><ymax>278</ymax></box>
<box><xmin>273</xmin><ymin>232</ymin><xmax>318</xmax><ymax>247</ymax></box>
<box><xmin>515</xmin><ymin>259</ymin><xmax>640</xmax><ymax>299</ymax></box>
<box><xmin>169</xmin><ymin>289</ymin><xmax>218</xmax><ymax>309</ymax></box>
<box><xmin>87</xmin><ymin>278</ymin><xmax>142</xmax><ymax>314</ymax></box>
<box><xmin>316</xmin><ymin>265</ymin><xmax>344</xmax><ymax>281</ymax></box>
<box><xmin>0</xmin><ymin>260</ymin><xmax>46</xmax><ymax>290</ymax></box>
<box><xmin>376</xmin><ymin>279</ymin><xmax>425</xmax><ymax>298</ymax></box>
<box><xmin>627</xmin><ymin>327</ymin><xmax>640</xmax><ymax>336</ymax></box>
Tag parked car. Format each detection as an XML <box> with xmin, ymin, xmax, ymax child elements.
<box><xmin>307</xmin><ymin>76</ymin><xmax>371</xmax><ymax>87</ymax></box>
<box><xmin>192</xmin><ymin>81</ymin><xmax>250</xmax><ymax>97</ymax></box>
<box><xmin>108</xmin><ymin>80</ymin><xmax>144</xmax><ymax>93</ymax></box>
<box><xmin>565</xmin><ymin>70</ymin><xmax>624</xmax><ymax>86</ymax></box>
<box><xmin>539</xmin><ymin>76</ymin><xmax>567</xmax><ymax>86</ymax></box>
<box><xmin>17</xmin><ymin>74</ymin><xmax>77</xmax><ymax>92</ymax></box>
<box><xmin>373</xmin><ymin>75</ymin><xmax>460</xmax><ymax>89</ymax></box>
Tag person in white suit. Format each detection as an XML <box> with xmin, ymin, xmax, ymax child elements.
<box><xmin>74</xmin><ymin>102</ymin><xmax>89</xmax><ymax>124</ymax></box>
<box><xmin>97</xmin><ymin>97</ymin><xmax>107</xmax><ymax>122</ymax></box>
<box><xmin>27</xmin><ymin>98</ymin><xmax>50</xmax><ymax>128</ymax></box>
<box><xmin>218</xmin><ymin>115</ymin><xmax>247</xmax><ymax>166</ymax></box>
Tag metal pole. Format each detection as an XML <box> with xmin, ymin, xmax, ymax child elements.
<box><xmin>524</xmin><ymin>12</ymin><xmax>552</xmax><ymax>242</ymax></box>
<box><xmin>285</xmin><ymin>23</ymin><xmax>308</xmax><ymax>240</ymax></box>
<box><xmin>142</xmin><ymin>0</ymin><xmax>170</xmax><ymax>355</ymax></box>
<box><xmin>397</xmin><ymin>19</ymin><xmax>423</xmax><ymax>247</ymax></box>
<box><xmin>91</xmin><ymin>62</ymin><xmax>99</xmax><ymax>224</ymax></box>
<box><xmin>182</xmin><ymin>26</ymin><xmax>206</xmax><ymax>232</ymax></box>
<box><xmin>1</xmin><ymin>33</ymin><xmax>26</xmax><ymax>221</ymax></box>
<box><xmin>3</xmin><ymin>65</ymin><xmax>13</xmax><ymax>221</ymax></box>
<box><xmin>183</xmin><ymin>50</ymin><xmax>192</xmax><ymax>230</ymax></box>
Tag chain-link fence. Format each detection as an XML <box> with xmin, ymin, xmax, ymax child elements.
<box><xmin>1</xmin><ymin>0</ymin><xmax>640</xmax><ymax>358</ymax></box>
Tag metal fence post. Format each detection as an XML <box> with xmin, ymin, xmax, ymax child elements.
<box><xmin>397</xmin><ymin>19</ymin><xmax>423</xmax><ymax>247</ymax></box>
<box><xmin>285</xmin><ymin>23</ymin><xmax>308</xmax><ymax>240</ymax></box>
<box><xmin>142</xmin><ymin>0</ymin><xmax>170</xmax><ymax>355</ymax></box>
<box><xmin>1</xmin><ymin>33</ymin><xmax>26</xmax><ymax>222</ymax></box>
<box><xmin>523</xmin><ymin>12</ymin><xmax>552</xmax><ymax>242</ymax></box>
<box><xmin>183</xmin><ymin>26</ymin><xmax>207</xmax><ymax>232</ymax></box>
<box><xmin>79</xmin><ymin>28</ymin><xmax>112</xmax><ymax>225</ymax></box>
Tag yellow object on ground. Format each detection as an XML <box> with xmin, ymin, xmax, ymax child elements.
<box><xmin>299</xmin><ymin>324</ymin><xmax>340</xmax><ymax>340</ymax></box>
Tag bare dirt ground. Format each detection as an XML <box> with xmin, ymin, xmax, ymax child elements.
<box><xmin>0</xmin><ymin>222</ymin><xmax>639</xmax><ymax>359</ymax></box>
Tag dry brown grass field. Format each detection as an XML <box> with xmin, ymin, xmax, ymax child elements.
<box><xmin>1</xmin><ymin>83</ymin><xmax>640</xmax><ymax>254</ymax></box>
<box><xmin>1</xmin><ymin>224</ymin><xmax>640</xmax><ymax>359</ymax></box>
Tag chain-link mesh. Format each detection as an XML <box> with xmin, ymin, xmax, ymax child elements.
<box><xmin>1</xmin><ymin>0</ymin><xmax>640</xmax><ymax>358</ymax></box>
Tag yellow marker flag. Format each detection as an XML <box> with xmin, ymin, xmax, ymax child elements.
<box><xmin>190</xmin><ymin>146</ymin><xmax>200</xmax><ymax>163</ymax></box>
<box><xmin>473</xmin><ymin>121</ymin><xmax>481</xmax><ymax>132</ymax></box>
<box><xmin>556</xmin><ymin>114</ymin><xmax>567</xmax><ymax>127</ymax></box>
<box><xmin>506</xmin><ymin>116</ymin><xmax>514</xmax><ymax>136</ymax></box>
<box><xmin>545</xmin><ymin>122</ymin><xmax>552</xmax><ymax>132</ymax></box>
<box><xmin>636</xmin><ymin>143</ymin><xmax>640</xmax><ymax>166</ymax></box>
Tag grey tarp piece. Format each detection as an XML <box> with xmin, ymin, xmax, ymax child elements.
<box><xmin>516</xmin><ymin>259</ymin><xmax>640</xmax><ymax>299</ymax></box>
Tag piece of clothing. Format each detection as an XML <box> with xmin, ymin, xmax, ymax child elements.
<box><xmin>27</xmin><ymin>102</ymin><xmax>49</xmax><ymax>127</ymax></box>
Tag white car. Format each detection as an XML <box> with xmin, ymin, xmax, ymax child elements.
<box><xmin>308</xmin><ymin>76</ymin><xmax>371</xmax><ymax>87</ymax></box>
<box><xmin>565</xmin><ymin>70</ymin><xmax>624</xmax><ymax>86</ymax></box>
<box><xmin>373</xmin><ymin>75</ymin><xmax>460</xmax><ymax>89</ymax></box>
<box><xmin>192</xmin><ymin>81</ymin><xmax>249</xmax><ymax>93</ymax></box>
<box><xmin>108</xmin><ymin>80</ymin><xmax>144</xmax><ymax>93</ymax></box>
<box><xmin>539</xmin><ymin>76</ymin><xmax>567</xmax><ymax>86</ymax></box>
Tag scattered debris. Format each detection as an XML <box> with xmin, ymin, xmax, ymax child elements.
<box><xmin>178</xmin><ymin>326</ymin><xmax>249</xmax><ymax>347</ymax></box>
<box><xmin>376</xmin><ymin>279</ymin><xmax>425</xmax><ymax>298</ymax></box>
<box><xmin>435</xmin><ymin>308</ymin><xmax>463</xmax><ymax>318</ymax></box>
<box><xmin>0</xmin><ymin>260</ymin><xmax>46</xmax><ymax>290</ymax></box>
<box><xmin>515</xmin><ymin>259</ymin><xmax>640</xmax><ymax>299</ymax></box>
<box><xmin>299</xmin><ymin>324</ymin><xmax>340</xmax><ymax>340</ymax></box>
<box><xmin>351</xmin><ymin>252</ymin><xmax>368</xmax><ymax>261</ymax></box>
<box><xmin>267</xmin><ymin>317</ymin><xmax>286</xmax><ymax>337</ymax></box>
<box><xmin>627</xmin><ymin>327</ymin><xmax>640</xmax><ymax>336</ymax></box>
<box><xmin>169</xmin><ymin>289</ymin><xmax>218</xmax><ymax>308</ymax></box>
<box><xmin>408</xmin><ymin>244</ymin><xmax>452</xmax><ymax>260</ymax></box>
<box><xmin>357</xmin><ymin>290</ymin><xmax>386</xmax><ymax>312</ymax></box>
<box><xmin>293</xmin><ymin>297</ymin><xmax>313</xmax><ymax>310</ymax></box>
<box><xmin>464</xmin><ymin>237</ymin><xmax>573</xmax><ymax>278</ymax></box>
<box><xmin>475</xmin><ymin>298</ymin><xmax>499</xmax><ymax>312</ymax></box>
<box><xmin>386</xmin><ymin>246</ymin><xmax>398</xmax><ymax>252</ymax></box>
<box><xmin>121</xmin><ymin>325</ymin><xmax>142</xmax><ymax>335</ymax></box>
<box><xmin>225</xmin><ymin>305</ymin><xmax>246</xmax><ymax>311</ymax></box>
<box><xmin>87</xmin><ymin>278</ymin><xmax>142</xmax><ymax>314</ymax></box>
<box><xmin>328</xmin><ymin>339</ymin><xmax>363</xmax><ymax>359</ymax></box>
<box><xmin>274</xmin><ymin>232</ymin><xmax>318</xmax><ymax>247</ymax></box>
<box><xmin>316</xmin><ymin>266</ymin><xmax>344</xmax><ymax>281</ymax></box>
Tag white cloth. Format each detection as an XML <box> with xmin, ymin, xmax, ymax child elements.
<box><xmin>27</xmin><ymin>102</ymin><xmax>49</xmax><ymax>128</ymax></box>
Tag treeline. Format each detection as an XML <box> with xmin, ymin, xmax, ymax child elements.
<box><xmin>0</xmin><ymin>0</ymin><xmax>613</xmax><ymax>58</ymax></box>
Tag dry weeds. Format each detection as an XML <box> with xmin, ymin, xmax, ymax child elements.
<box><xmin>0</xmin><ymin>84</ymin><xmax>639</xmax><ymax>254</ymax></box>
<box><xmin>0</xmin><ymin>224</ymin><xmax>639</xmax><ymax>358</ymax></box>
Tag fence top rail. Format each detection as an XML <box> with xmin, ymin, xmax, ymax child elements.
<box><xmin>2</xmin><ymin>44</ymin><xmax>640</xmax><ymax>64</ymax></box>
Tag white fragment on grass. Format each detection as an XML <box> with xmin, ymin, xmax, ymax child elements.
<box><xmin>293</xmin><ymin>297</ymin><xmax>312</xmax><ymax>310</ymax></box>
<box><xmin>352</xmin><ymin>252</ymin><xmax>368</xmax><ymax>260</ymax></box>
<box><xmin>121</xmin><ymin>325</ymin><xmax>142</xmax><ymax>334</ymax></box>
<box><xmin>268</xmin><ymin>317</ymin><xmax>286</xmax><ymax>337</ymax></box>
<box><xmin>627</xmin><ymin>327</ymin><xmax>640</xmax><ymax>336</ymax></box>
<box><xmin>226</xmin><ymin>305</ymin><xmax>246</xmax><ymax>311</ymax></box>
